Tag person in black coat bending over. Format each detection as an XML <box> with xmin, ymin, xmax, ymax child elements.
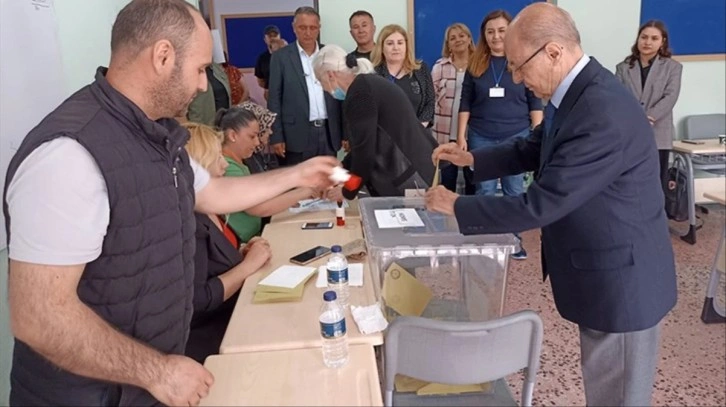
<box><xmin>312</xmin><ymin>45</ymin><xmax>437</xmax><ymax>200</ymax></box>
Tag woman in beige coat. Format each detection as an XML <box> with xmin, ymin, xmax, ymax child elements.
<box><xmin>616</xmin><ymin>19</ymin><xmax>682</xmax><ymax>189</ymax></box>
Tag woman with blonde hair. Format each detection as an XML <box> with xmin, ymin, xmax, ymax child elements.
<box><xmin>431</xmin><ymin>22</ymin><xmax>476</xmax><ymax>194</ymax></box>
<box><xmin>313</xmin><ymin>44</ymin><xmax>436</xmax><ymax>199</ymax></box>
<box><xmin>182</xmin><ymin>122</ymin><xmax>272</xmax><ymax>363</ymax></box>
<box><xmin>371</xmin><ymin>24</ymin><xmax>435</xmax><ymax>128</ymax></box>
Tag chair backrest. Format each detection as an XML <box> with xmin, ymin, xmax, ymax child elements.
<box><xmin>384</xmin><ymin>310</ymin><xmax>543</xmax><ymax>406</ymax></box>
<box><xmin>684</xmin><ymin>114</ymin><xmax>726</xmax><ymax>140</ymax></box>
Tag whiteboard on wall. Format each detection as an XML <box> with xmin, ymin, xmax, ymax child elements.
<box><xmin>0</xmin><ymin>0</ymin><xmax>68</xmax><ymax>249</ymax></box>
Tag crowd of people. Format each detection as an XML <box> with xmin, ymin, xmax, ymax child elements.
<box><xmin>3</xmin><ymin>0</ymin><xmax>682</xmax><ymax>406</ymax></box>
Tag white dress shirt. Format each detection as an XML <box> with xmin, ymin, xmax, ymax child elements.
<box><xmin>296</xmin><ymin>41</ymin><xmax>328</xmax><ymax>121</ymax></box>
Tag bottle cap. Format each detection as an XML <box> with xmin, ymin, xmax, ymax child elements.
<box><xmin>343</xmin><ymin>173</ymin><xmax>362</xmax><ymax>192</ymax></box>
<box><xmin>331</xmin><ymin>245</ymin><xmax>342</xmax><ymax>253</ymax></box>
<box><xmin>323</xmin><ymin>291</ymin><xmax>337</xmax><ymax>301</ymax></box>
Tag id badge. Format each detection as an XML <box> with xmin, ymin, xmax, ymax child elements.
<box><xmin>489</xmin><ymin>87</ymin><xmax>505</xmax><ymax>98</ymax></box>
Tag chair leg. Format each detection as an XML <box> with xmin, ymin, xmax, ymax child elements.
<box><xmin>521</xmin><ymin>381</ymin><xmax>534</xmax><ymax>407</ymax></box>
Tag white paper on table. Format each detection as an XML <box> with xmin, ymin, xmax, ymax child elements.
<box><xmin>258</xmin><ymin>265</ymin><xmax>317</xmax><ymax>289</ymax></box>
<box><xmin>316</xmin><ymin>263</ymin><xmax>364</xmax><ymax>288</ymax></box>
<box><xmin>374</xmin><ymin>208</ymin><xmax>425</xmax><ymax>229</ymax></box>
<box><xmin>288</xmin><ymin>199</ymin><xmax>349</xmax><ymax>213</ymax></box>
<box><xmin>351</xmin><ymin>304</ymin><xmax>389</xmax><ymax>335</ymax></box>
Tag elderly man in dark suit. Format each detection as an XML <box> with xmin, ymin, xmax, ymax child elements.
<box><xmin>426</xmin><ymin>3</ymin><xmax>677</xmax><ymax>406</ymax></box>
<box><xmin>268</xmin><ymin>6</ymin><xmax>343</xmax><ymax>166</ymax></box>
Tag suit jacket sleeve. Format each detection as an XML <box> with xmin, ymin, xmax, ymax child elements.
<box><xmin>646</xmin><ymin>61</ymin><xmax>682</xmax><ymax>122</ymax></box>
<box><xmin>469</xmin><ymin>125</ymin><xmax>543</xmax><ymax>183</ymax></box>
<box><xmin>417</xmin><ymin>62</ymin><xmax>436</xmax><ymax>124</ymax></box>
<box><xmin>268</xmin><ymin>51</ymin><xmax>285</xmax><ymax>145</ymax></box>
<box><xmin>456</xmin><ymin>107</ymin><xmax>624</xmax><ymax>234</ymax></box>
<box><xmin>614</xmin><ymin>62</ymin><xmax>627</xmax><ymax>85</ymax></box>
<box><xmin>341</xmin><ymin>79</ymin><xmax>378</xmax><ymax>200</ymax></box>
<box><xmin>193</xmin><ymin>218</ymin><xmax>225</xmax><ymax>314</ymax></box>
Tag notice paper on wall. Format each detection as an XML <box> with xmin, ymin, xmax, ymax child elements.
<box><xmin>374</xmin><ymin>208</ymin><xmax>424</xmax><ymax>229</ymax></box>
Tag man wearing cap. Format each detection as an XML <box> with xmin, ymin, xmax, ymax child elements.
<box><xmin>254</xmin><ymin>24</ymin><xmax>281</xmax><ymax>97</ymax></box>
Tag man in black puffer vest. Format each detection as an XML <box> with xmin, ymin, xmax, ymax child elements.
<box><xmin>3</xmin><ymin>1</ymin><xmax>338</xmax><ymax>406</ymax></box>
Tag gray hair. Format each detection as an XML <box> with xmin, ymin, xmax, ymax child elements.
<box><xmin>111</xmin><ymin>0</ymin><xmax>197</xmax><ymax>62</ymax></box>
<box><xmin>293</xmin><ymin>6</ymin><xmax>320</xmax><ymax>23</ymax></box>
<box><xmin>312</xmin><ymin>45</ymin><xmax>375</xmax><ymax>79</ymax></box>
<box><xmin>512</xmin><ymin>4</ymin><xmax>581</xmax><ymax>48</ymax></box>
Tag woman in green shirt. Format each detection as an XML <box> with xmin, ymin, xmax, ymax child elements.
<box><xmin>214</xmin><ymin>107</ymin><xmax>318</xmax><ymax>242</ymax></box>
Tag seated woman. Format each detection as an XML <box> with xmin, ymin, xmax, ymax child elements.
<box><xmin>182</xmin><ymin>122</ymin><xmax>272</xmax><ymax>363</ymax></box>
<box><xmin>214</xmin><ymin>107</ymin><xmax>319</xmax><ymax>242</ymax></box>
<box><xmin>312</xmin><ymin>45</ymin><xmax>437</xmax><ymax>199</ymax></box>
<box><xmin>237</xmin><ymin>101</ymin><xmax>280</xmax><ymax>174</ymax></box>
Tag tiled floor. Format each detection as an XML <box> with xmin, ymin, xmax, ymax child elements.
<box><xmin>504</xmin><ymin>205</ymin><xmax>726</xmax><ymax>406</ymax></box>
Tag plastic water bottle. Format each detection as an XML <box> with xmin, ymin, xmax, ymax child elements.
<box><xmin>326</xmin><ymin>245</ymin><xmax>349</xmax><ymax>308</ymax></box>
<box><xmin>320</xmin><ymin>291</ymin><xmax>349</xmax><ymax>368</ymax></box>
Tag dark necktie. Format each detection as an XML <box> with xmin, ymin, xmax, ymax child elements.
<box><xmin>544</xmin><ymin>101</ymin><xmax>557</xmax><ymax>136</ymax></box>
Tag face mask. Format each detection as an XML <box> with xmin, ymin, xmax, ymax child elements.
<box><xmin>331</xmin><ymin>87</ymin><xmax>346</xmax><ymax>101</ymax></box>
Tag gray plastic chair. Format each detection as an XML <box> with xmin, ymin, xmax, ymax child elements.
<box><xmin>384</xmin><ymin>310</ymin><xmax>544</xmax><ymax>407</ymax></box>
<box><xmin>684</xmin><ymin>114</ymin><xmax>726</xmax><ymax>174</ymax></box>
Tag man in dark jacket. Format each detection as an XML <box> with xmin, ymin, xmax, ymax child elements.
<box><xmin>3</xmin><ymin>1</ymin><xmax>337</xmax><ymax>406</ymax></box>
<box><xmin>426</xmin><ymin>3</ymin><xmax>676</xmax><ymax>406</ymax></box>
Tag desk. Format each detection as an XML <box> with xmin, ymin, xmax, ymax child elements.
<box><xmin>671</xmin><ymin>139</ymin><xmax>726</xmax><ymax>244</ymax></box>
<box><xmin>271</xmin><ymin>198</ymin><xmax>361</xmax><ymax>224</ymax></box>
<box><xmin>701</xmin><ymin>191</ymin><xmax>726</xmax><ymax>323</ymax></box>
<box><xmin>201</xmin><ymin>345</ymin><xmax>383</xmax><ymax>406</ymax></box>
<box><xmin>220</xmin><ymin>220</ymin><xmax>383</xmax><ymax>353</ymax></box>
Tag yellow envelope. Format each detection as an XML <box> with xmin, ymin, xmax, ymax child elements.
<box><xmin>431</xmin><ymin>159</ymin><xmax>440</xmax><ymax>188</ymax></box>
<box><xmin>394</xmin><ymin>375</ymin><xmax>429</xmax><ymax>392</ymax></box>
<box><xmin>253</xmin><ymin>271</ymin><xmax>316</xmax><ymax>303</ymax></box>
<box><xmin>252</xmin><ymin>284</ymin><xmax>305</xmax><ymax>304</ymax></box>
<box><xmin>256</xmin><ymin>266</ymin><xmax>317</xmax><ymax>293</ymax></box>
<box><xmin>382</xmin><ymin>263</ymin><xmax>432</xmax><ymax>317</ymax></box>
<box><xmin>416</xmin><ymin>382</ymin><xmax>489</xmax><ymax>396</ymax></box>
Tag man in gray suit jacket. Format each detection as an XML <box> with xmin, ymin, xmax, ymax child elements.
<box><xmin>268</xmin><ymin>6</ymin><xmax>343</xmax><ymax>166</ymax></box>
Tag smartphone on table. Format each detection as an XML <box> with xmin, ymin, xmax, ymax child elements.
<box><xmin>289</xmin><ymin>245</ymin><xmax>331</xmax><ymax>265</ymax></box>
<box><xmin>301</xmin><ymin>221</ymin><xmax>334</xmax><ymax>230</ymax></box>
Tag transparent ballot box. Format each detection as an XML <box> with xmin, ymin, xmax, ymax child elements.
<box><xmin>359</xmin><ymin>197</ymin><xmax>517</xmax><ymax>322</ymax></box>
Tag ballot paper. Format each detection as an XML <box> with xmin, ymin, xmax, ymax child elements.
<box><xmin>315</xmin><ymin>263</ymin><xmax>364</xmax><ymax>288</ymax></box>
<box><xmin>374</xmin><ymin>208</ymin><xmax>424</xmax><ymax>229</ymax></box>
<box><xmin>288</xmin><ymin>199</ymin><xmax>349</xmax><ymax>213</ymax></box>
<box><xmin>431</xmin><ymin>159</ymin><xmax>440</xmax><ymax>188</ymax></box>
<box><xmin>257</xmin><ymin>265</ymin><xmax>317</xmax><ymax>291</ymax></box>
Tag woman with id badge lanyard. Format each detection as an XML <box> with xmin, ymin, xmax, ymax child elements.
<box><xmin>457</xmin><ymin>10</ymin><xmax>543</xmax><ymax>259</ymax></box>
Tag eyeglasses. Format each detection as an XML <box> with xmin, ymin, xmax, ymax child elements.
<box><xmin>509</xmin><ymin>43</ymin><xmax>548</xmax><ymax>73</ymax></box>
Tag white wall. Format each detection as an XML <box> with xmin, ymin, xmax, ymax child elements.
<box><xmin>56</xmin><ymin>0</ymin><xmax>199</xmax><ymax>93</ymax></box>
<box><xmin>318</xmin><ymin>0</ymin><xmax>410</xmax><ymax>53</ymax></box>
<box><xmin>557</xmin><ymin>0</ymin><xmax>726</xmax><ymax>138</ymax></box>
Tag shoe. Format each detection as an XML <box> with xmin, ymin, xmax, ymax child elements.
<box><xmin>511</xmin><ymin>247</ymin><xmax>528</xmax><ymax>260</ymax></box>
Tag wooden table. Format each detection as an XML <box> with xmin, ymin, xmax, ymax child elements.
<box><xmin>671</xmin><ymin>139</ymin><xmax>726</xmax><ymax>244</ymax></box>
<box><xmin>220</xmin><ymin>220</ymin><xmax>383</xmax><ymax>354</ymax></box>
<box><xmin>701</xmin><ymin>190</ymin><xmax>726</xmax><ymax>323</ymax></box>
<box><xmin>271</xmin><ymin>198</ymin><xmax>361</xmax><ymax>224</ymax></box>
<box><xmin>201</xmin><ymin>345</ymin><xmax>383</xmax><ymax>406</ymax></box>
